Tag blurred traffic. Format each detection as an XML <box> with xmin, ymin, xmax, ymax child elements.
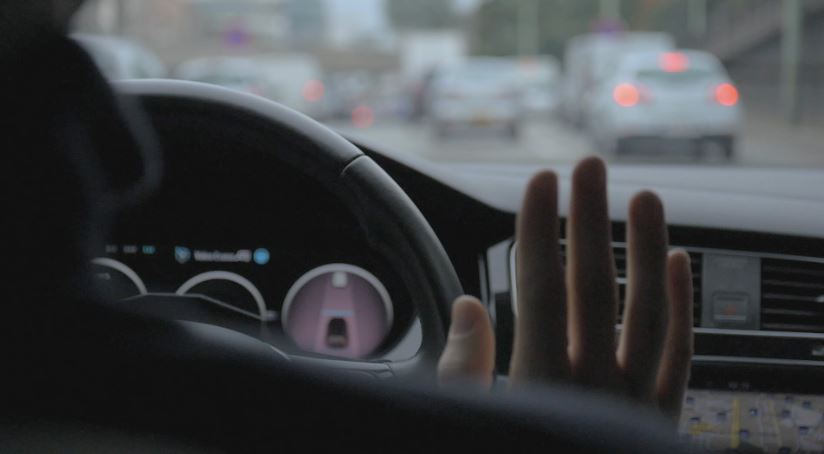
<box><xmin>71</xmin><ymin>0</ymin><xmax>824</xmax><ymax>167</ymax></box>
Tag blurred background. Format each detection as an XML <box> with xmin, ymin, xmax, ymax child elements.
<box><xmin>71</xmin><ymin>0</ymin><xmax>824</xmax><ymax>167</ymax></box>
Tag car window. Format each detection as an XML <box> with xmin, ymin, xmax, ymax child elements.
<box><xmin>636</xmin><ymin>69</ymin><xmax>715</xmax><ymax>84</ymax></box>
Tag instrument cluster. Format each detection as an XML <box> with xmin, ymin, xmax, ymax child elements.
<box><xmin>92</xmin><ymin>243</ymin><xmax>397</xmax><ymax>360</ymax></box>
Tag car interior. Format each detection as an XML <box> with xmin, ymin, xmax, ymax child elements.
<box><xmin>3</xmin><ymin>1</ymin><xmax>824</xmax><ymax>453</ymax></box>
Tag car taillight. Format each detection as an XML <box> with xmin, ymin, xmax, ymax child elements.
<box><xmin>613</xmin><ymin>83</ymin><xmax>642</xmax><ymax>107</ymax></box>
<box><xmin>351</xmin><ymin>104</ymin><xmax>374</xmax><ymax>129</ymax></box>
<box><xmin>714</xmin><ymin>83</ymin><xmax>739</xmax><ymax>106</ymax></box>
<box><xmin>660</xmin><ymin>52</ymin><xmax>689</xmax><ymax>73</ymax></box>
<box><xmin>302</xmin><ymin>79</ymin><xmax>325</xmax><ymax>103</ymax></box>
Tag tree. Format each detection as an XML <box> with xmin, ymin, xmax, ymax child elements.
<box><xmin>468</xmin><ymin>0</ymin><xmax>690</xmax><ymax>59</ymax></box>
<box><xmin>386</xmin><ymin>0</ymin><xmax>458</xmax><ymax>30</ymax></box>
<box><xmin>469</xmin><ymin>0</ymin><xmax>600</xmax><ymax>58</ymax></box>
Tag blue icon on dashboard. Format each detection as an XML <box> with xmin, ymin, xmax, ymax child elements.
<box><xmin>175</xmin><ymin>246</ymin><xmax>191</xmax><ymax>264</ymax></box>
<box><xmin>253</xmin><ymin>248</ymin><xmax>270</xmax><ymax>265</ymax></box>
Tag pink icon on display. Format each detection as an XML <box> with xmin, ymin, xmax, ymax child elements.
<box><xmin>283</xmin><ymin>265</ymin><xmax>391</xmax><ymax>359</ymax></box>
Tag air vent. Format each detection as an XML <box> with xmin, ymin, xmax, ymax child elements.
<box><xmin>761</xmin><ymin>258</ymin><xmax>824</xmax><ymax>333</ymax></box>
<box><xmin>559</xmin><ymin>243</ymin><xmax>702</xmax><ymax>325</ymax></box>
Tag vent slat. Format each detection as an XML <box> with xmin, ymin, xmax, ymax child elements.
<box><xmin>761</xmin><ymin>323</ymin><xmax>824</xmax><ymax>333</ymax></box>
<box><xmin>763</xmin><ymin>293</ymin><xmax>822</xmax><ymax>303</ymax></box>
<box><xmin>556</xmin><ymin>243</ymin><xmax>701</xmax><ymax>326</ymax></box>
<box><xmin>763</xmin><ymin>265</ymin><xmax>824</xmax><ymax>279</ymax></box>
<box><xmin>763</xmin><ymin>279</ymin><xmax>824</xmax><ymax>291</ymax></box>
<box><xmin>762</xmin><ymin>308</ymin><xmax>824</xmax><ymax>317</ymax></box>
<box><xmin>761</xmin><ymin>258</ymin><xmax>824</xmax><ymax>333</ymax></box>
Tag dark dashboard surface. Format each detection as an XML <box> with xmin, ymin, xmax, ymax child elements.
<box><xmin>98</xmin><ymin>118</ymin><xmax>824</xmax><ymax>452</ymax></box>
<box><xmin>356</xmin><ymin>135</ymin><xmax>824</xmax><ymax>239</ymax></box>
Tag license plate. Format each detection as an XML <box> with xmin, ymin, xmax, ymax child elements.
<box><xmin>472</xmin><ymin>112</ymin><xmax>491</xmax><ymax>125</ymax></box>
<box><xmin>663</xmin><ymin>126</ymin><xmax>695</xmax><ymax>138</ymax></box>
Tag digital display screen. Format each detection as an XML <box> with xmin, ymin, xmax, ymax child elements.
<box><xmin>680</xmin><ymin>390</ymin><xmax>824</xmax><ymax>452</ymax></box>
<box><xmin>92</xmin><ymin>243</ymin><xmax>395</xmax><ymax>359</ymax></box>
<box><xmin>93</xmin><ymin>243</ymin><xmax>279</xmax><ymax>318</ymax></box>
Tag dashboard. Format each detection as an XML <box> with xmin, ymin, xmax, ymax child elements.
<box><xmin>503</xmin><ymin>239</ymin><xmax>824</xmax><ymax>452</ymax></box>
<box><xmin>94</xmin><ymin>100</ymin><xmax>824</xmax><ymax>451</ymax></box>
<box><xmin>359</xmin><ymin>143</ymin><xmax>824</xmax><ymax>452</ymax></box>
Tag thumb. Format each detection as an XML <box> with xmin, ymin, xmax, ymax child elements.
<box><xmin>437</xmin><ymin>296</ymin><xmax>496</xmax><ymax>390</ymax></box>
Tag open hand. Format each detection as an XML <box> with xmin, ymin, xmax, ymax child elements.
<box><xmin>437</xmin><ymin>157</ymin><xmax>693</xmax><ymax>420</ymax></box>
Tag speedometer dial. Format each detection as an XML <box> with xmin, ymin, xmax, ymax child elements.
<box><xmin>282</xmin><ymin>264</ymin><xmax>392</xmax><ymax>359</ymax></box>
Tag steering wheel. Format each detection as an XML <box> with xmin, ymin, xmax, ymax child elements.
<box><xmin>115</xmin><ymin>80</ymin><xmax>462</xmax><ymax>377</ymax></box>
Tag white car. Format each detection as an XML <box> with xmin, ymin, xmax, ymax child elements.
<box><xmin>429</xmin><ymin>58</ymin><xmax>522</xmax><ymax>139</ymax></box>
<box><xmin>588</xmin><ymin>50</ymin><xmax>743</xmax><ymax>159</ymax></box>
<box><xmin>511</xmin><ymin>56</ymin><xmax>561</xmax><ymax>117</ymax></box>
<box><xmin>561</xmin><ymin>32</ymin><xmax>674</xmax><ymax>129</ymax></box>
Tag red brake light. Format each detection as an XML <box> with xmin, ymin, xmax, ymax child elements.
<box><xmin>302</xmin><ymin>79</ymin><xmax>325</xmax><ymax>103</ymax></box>
<box><xmin>660</xmin><ymin>52</ymin><xmax>688</xmax><ymax>73</ymax></box>
<box><xmin>715</xmin><ymin>83</ymin><xmax>739</xmax><ymax>106</ymax></box>
<box><xmin>351</xmin><ymin>104</ymin><xmax>374</xmax><ymax>129</ymax></box>
<box><xmin>613</xmin><ymin>83</ymin><xmax>641</xmax><ymax>107</ymax></box>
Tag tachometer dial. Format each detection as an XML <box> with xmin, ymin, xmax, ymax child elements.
<box><xmin>176</xmin><ymin>271</ymin><xmax>274</xmax><ymax>322</ymax></box>
<box><xmin>282</xmin><ymin>264</ymin><xmax>392</xmax><ymax>359</ymax></box>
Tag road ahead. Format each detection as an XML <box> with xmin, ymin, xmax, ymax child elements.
<box><xmin>330</xmin><ymin>114</ymin><xmax>824</xmax><ymax>168</ymax></box>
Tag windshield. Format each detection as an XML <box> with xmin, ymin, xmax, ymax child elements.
<box><xmin>71</xmin><ymin>0</ymin><xmax>823</xmax><ymax>168</ymax></box>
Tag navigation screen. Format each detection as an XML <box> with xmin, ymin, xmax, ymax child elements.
<box><xmin>680</xmin><ymin>390</ymin><xmax>824</xmax><ymax>452</ymax></box>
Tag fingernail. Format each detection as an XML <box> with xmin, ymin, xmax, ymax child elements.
<box><xmin>450</xmin><ymin>305</ymin><xmax>476</xmax><ymax>336</ymax></box>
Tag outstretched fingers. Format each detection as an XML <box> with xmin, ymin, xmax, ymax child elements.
<box><xmin>656</xmin><ymin>250</ymin><xmax>694</xmax><ymax>420</ymax></box>
<box><xmin>440</xmin><ymin>158</ymin><xmax>694</xmax><ymax>421</ymax></box>
<box><xmin>438</xmin><ymin>296</ymin><xmax>496</xmax><ymax>390</ymax></box>
<box><xmin>510</xmin><ymin>171</ymin><xmax>569</xmax><ymax>384</ymax></box>
<box><xmin>566</xmin><ymin>157</ymin><xmax>619</xmax><ymax>387</ymax></box>
<box><xmin>618</xmin><ymin>191</ymin><xmax>669</xmax><ymax>401</ymax></box>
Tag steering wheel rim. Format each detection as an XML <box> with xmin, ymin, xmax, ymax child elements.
<box><xmin>114</xmin><ymin>79</ymin><xmax>462</xmax><ymax>373</ymax></box>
